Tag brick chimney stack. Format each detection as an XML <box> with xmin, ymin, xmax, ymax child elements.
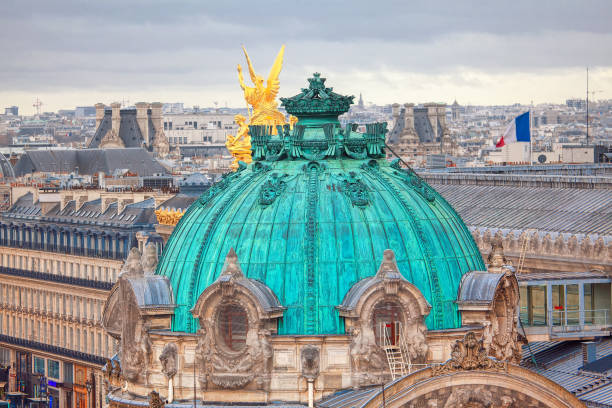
<box><xmin>111</xmin><ymin>102</ymin><xmax>121</xmax><ymax>136</ymax></box>
<box><xmin>150</xmin><ymin>102</ymin><xmax>163</xmax><ymax>137</ymax></box>
<box><xmin>95</xmin><ymin>103</ymin><xmax>106</xmax><ymax>128</ymax></box>
<box><xmin>135</xmin><ymin>102</ymin><xmax>150</xmax><ymax>145</ymax></box>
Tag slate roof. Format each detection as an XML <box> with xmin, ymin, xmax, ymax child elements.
<box><xmin>157</xmin><ymin>194</ymin><xmax>198</xmax><ymax>211</ymax></box>
<box><xmin>88</xmin><ymin>108</ymin><xmax>146</xmax><ymax>148</ymax></box>
<box><xmin>431</xmin><ymin>184</ymin><xmax>612</xmax><ymax>236</ymax></box>
<box><xmin>0</xmin><ymin>154</ymin><xmax>15</xmax><ymax>178</ymax></box>
<box><xmin>387</xmin><ymin>107</ymin><xmax>443</xmax><ymax>145</ymax></box>
<box><xmin>318</xmin><ymin>387</ymin><xmax>379</xmax><ymax>408</ymax></box>
<box><xmin>583</xmin><ymin>354</ymin><xmax>612</xmax><ymax>374</ymax></box>
<box><xmin>2</xmin><ymin>192</ymin><xmax>158</xmax><ymax>228</ymax></box>
<box><xmin>414</xmin><ymin>107</ymin><xmax>437</xmax><ymax>143</ymax></box>
<box><xmin>522</xmin><ymin>339</ymin><xmax>612</xmax><ymax>406</ymax></box>
<box><xmin>13</xmin><ymin>148</ymin><xmax>168</xmax><ymax>177</ymax></box>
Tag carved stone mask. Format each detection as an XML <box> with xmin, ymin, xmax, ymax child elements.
<box><xmin>301</xmin><ymin>346</ymin><xmax>320</xmax><ymax>380</ymax></box>
<box><xmin>159</xmin><ymin>343</ymin><xmax>178</xmax><ymax>379</ymax></box>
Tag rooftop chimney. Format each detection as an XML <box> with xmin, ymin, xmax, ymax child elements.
<box><xmin>95</xmin><ymin>103</ymin><xmax>106</xmax><ymax>128</ymax></box>
<box><xmin>111</xmin><ymin>102</ymin><xmax>121</xmax><ymax>136</ymax></box>
<box><xmin>135</xmin><ymin>102</ymin><xmax>150</xmax><ymax>145</ymax></box>
<box><xmin>582</xmin><ymin>341</ymin><xmax>596</xmax><ymax>366</ymax></box>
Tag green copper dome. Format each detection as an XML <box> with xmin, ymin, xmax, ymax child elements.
<box><xmin>156</xmin><ymin>74</ymin><xmax>485</xmax><ymax>335</ymax></box>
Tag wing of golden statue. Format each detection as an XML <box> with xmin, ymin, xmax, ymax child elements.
<box><xmin>242</xmin><ymin>46</ymin><xmax>258</xmax><ymax>84</ymax></box>
<box><xmin>266</xmin><ymin>45</ymin><xmax>285</xmax><ymax>99</ymax></box>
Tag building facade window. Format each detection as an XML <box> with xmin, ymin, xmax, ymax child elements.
<box><xmin>33</xmin><ymin>356</ymin><xmax>45</xmax><ymax>375</ymax></box>
<box><xmin>47</xmin><ymin>359</ymin><xmax>60</xmax><ymax>379</ymax></box>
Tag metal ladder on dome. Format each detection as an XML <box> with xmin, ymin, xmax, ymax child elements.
<box><xmin>380</xmin><ymin>322</ymin><xmax>411</xmax><ymax>380</ymax></box>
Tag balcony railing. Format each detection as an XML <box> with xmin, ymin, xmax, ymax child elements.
<box><xmin>0</xmin><ymin>334</ymin><xmax>106</xmax><ymax>366</ymax></box>
<box><xmin>549</xmin><ymin>309</ymin><xmax>610</xmax><ymax>334</ymax></box>
<box><xmin>521</xmin><ymin>307</ymin><xmax>611</xmax><ymax>337</ymax></box>
<box><xmin>0</xmin><ymin>266</ymin><xmax>113</xmax><ymax>290</ymax></box>
<box><xmin>0</xmin><ymin>239</ymin><xmax>127</xmax><ymax>260</ymax></box>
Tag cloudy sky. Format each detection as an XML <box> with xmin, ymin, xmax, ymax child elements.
<box><xmin>2</xmin><ymin>0</ymin><xmax>612</xmax><ymax>114</ymax></box>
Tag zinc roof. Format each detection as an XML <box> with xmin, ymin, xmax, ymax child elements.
<box><xmin>431</xmin><ymin>184</ymin><xmax>612</xmax><ymax>235</ymax></box>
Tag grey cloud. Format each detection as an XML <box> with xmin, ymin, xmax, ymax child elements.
<box><xmin>1</xmin><ymin>0</ymin><xmax>612</xmax><ymax>107</ymax></box>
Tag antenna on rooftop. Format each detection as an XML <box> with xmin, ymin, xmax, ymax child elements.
<box><xmin>33</xmin><ymin>98</ymin><xmax>43</xmax><ymax>115</ymax></box>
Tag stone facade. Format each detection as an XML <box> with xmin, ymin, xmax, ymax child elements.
<box><xmin>387</xmin><ymin>103</ymin><xmax>457</xmax><ymax>164</ymax></box>
<box><xmin>470</xmin><ymin>227</ymin><xmax>611</xmax><ymax>272</ymax></box>
<box><xmin>102</xmin><ymin>243</ymin><xmax>524</xmax><ymax>406</ymax></box>
<box><xmin>91</xmin><ymin>103</ymin><xmax>169</xmax><ymax>158</ymax></box>
<box><xmin>358</xmin><ymin>333</ymin><xmax>584</xmax><ymax>408</ymax></box>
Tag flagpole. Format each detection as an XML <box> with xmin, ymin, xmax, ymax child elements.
<box><xmin>529</xmin><ymin>103</ymin><xmax>533</xmax><ymax>166</ymax></box>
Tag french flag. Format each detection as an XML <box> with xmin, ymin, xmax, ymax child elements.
<box><xmin>496</xmin><ymin>111</ymin><xmax>531</xmax><ymax>148</ymax></box>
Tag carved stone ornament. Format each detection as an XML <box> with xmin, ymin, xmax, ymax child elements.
<box><xmin>192</xmin><ymin>249</ymin><xmax>280</xmax><ymax>391</ymax></box>
<box><xmin>102</xmin><ymin>358</ymin><xmax>124</xmax><ymax>391</ymax></box>
<box><xmin>148</xmin><ymin>391</ymin><xmax>165</xmax><ymax>408</ymax></box>
<box><xmin>159</xmin><ymin>343</ymin><xmax>178</xmax><ymax>379</ymax></box>
<box><xmin>259</xmin><ymin>173</ymin><xmax>288</xmax><ymax>206</ymax></box>
<box><xmin>120</xmin><ymin>247</ymin><xmax>144</xmax><ymax>277</ymax></box>
<box><xmin>100</xmin><ymin>128</ymin><xmax>125</xmax><ymax>148</ymax></box>
<box><xmin>141</xmin><ymin>243</ymin><xmax>159</xmax><ymax>274</ymax></box>
<box><xmin>487</xmin><ymin>234</ymin><xmax>508</xmax><ymax>272</ymax></box>
<box><xmin>483</xmin><ymin>271</ymin><xmax>524</xmax><ymax>364</ymax></box>
<box><xmin>301</xmin><ymin>346</ymin><xmax>320</xmax><ymax>380</ymax></box>
<box><xmin>104</xmin><ymin>246</ymin><xmax>162</xmax><ymax>383</ymax></box>
<box><xmin>342</xmin><ymin>249</ymin><xmax>431</xmax><ymax>388</ymax></box>
<box><xmin>338</xmin><ymin>171</ymin><xmax>370</xmax><ymax>207</ymax></box>
<box><xmin>431</xmin><ymin>332</ymin><xmax>506</xmax><ymax>376</ymax></box>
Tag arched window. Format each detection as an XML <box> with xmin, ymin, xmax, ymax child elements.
<box><xmin>372</xmin><ymin>301</ymin><xmax>403</xmax><ymax>346</ymax></box>
<box><xmin>217</xmin><ymin>304</ymin><xmax>248</xmax><ymax>352</ymax></box>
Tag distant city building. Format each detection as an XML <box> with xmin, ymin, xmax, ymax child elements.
<box><xmin>89</xmin><ymin>103</ymin><xmax>169</xmax><ymax>157</ymax></box>
<box><xmin>566</xmin><ymin>98</ymin><xmax>586</xmax><ymax>110</ymax></box>
<box><xmin>387</xmin><ymin>102</ymin><xmax>456</xmax><ymax>164</ymax></box>
<box><xmin>4</xmin><ymin>107</ymin><xmax>18</xmax><ymax>116</ymax></box>
<box><xmin>75</xmin><ymin>106</ymin><xmax>96</xmax><ymax>118</ymax></box>
<box><xmin>420</xmin><ymin>165</ymin><xmax>612</xmax><ymax>347</ymax></box>
<box><xmin>162</xmin><ymin>102</ymin><xmax>184</xmax><ymax>114</ymax></box>
<box><xmin>162</xmin><ymin>112</ymin><xmax>237</xmax><ymax>145</ymax></box>
<box><xmin>451</xmin><ymin>100</ymin><xmax>464</xmax><ymax>121</ymax></box>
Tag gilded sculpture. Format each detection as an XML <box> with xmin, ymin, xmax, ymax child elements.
<box><xmin>225</xmin><ymin>114</ymin><xmax>252</xmax><ymax>170</ymax></box>
<box><xmin>226</xmin><ymin>46</ymin><xmax>293</xmax><ymax>170</ymax></box>
<box><xmin>155</xmin><ymin>208</ymin><xmax>185</xmax><ymax>226</ymax></box>
<box><xmin>238</xmin><ymin>45</ymin><xmax>286</xmax><ymax>128</ymax></box>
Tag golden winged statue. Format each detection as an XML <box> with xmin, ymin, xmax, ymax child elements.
<box><xmin>238</xmin><ymin>45</ymin><xmax>287</xmax><ymax>128</ymax></box>
<box><xmin>226</xmin><ymin>46</ymin><xmax>291</xmax><ymax>170</ymax></box>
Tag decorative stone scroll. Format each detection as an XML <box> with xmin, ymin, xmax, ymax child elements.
<box><xmin>432</xmin><ymin>332</ymin><xmax>506</xmax><ymax>376</ymax></box>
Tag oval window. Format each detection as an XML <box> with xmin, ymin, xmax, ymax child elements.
<box><xmin>218</xmin><ymin>304</ymin><xmax>248</xmax><ymax>352</ymax></box>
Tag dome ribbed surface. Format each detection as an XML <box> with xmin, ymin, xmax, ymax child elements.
<box><xmin>156</xmin><ymin>158</ymin><xmax>485</xmax><ymax>335</ymax></box>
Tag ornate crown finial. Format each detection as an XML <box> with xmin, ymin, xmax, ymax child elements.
<box><xmin>280</xmin><ymin>73</ymin><xmax>354</xmax><ymax>117</ymax></box>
